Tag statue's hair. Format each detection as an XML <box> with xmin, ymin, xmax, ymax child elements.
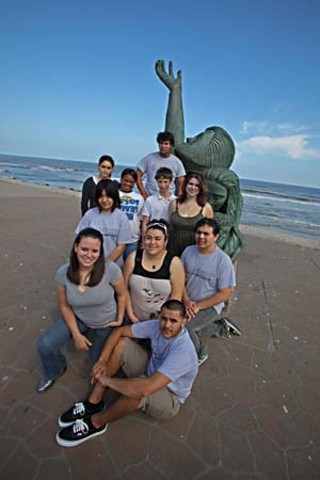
<box><xmin>203</xmin><ymin>127</ymin><xmax>235</xmax><ymax>169</ymax></box>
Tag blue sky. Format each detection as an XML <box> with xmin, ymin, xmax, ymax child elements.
<box><xmin>1</xmin><ymin>0</ymin><xmax>320</xmax><ymax>187</ymax></box>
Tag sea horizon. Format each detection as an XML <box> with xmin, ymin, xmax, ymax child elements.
<box><xmin>1</xmin><ymin>153</ymin><xmax>320</xmax><ymax>244</ymax></box>
<box><xmin>1</xmin><ymin>152</ymin><xmax>319</xmax><ymax>190</ymax></box>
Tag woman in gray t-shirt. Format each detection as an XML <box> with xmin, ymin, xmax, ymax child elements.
<box><xmin>36</xmin><ymin>228</ymin><xmax>126</xmax><ymax>393</ymax></box>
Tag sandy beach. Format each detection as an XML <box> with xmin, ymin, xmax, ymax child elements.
<box><xmin>1</xmin><ymin>178</ymin><xmax>320</xmax><ymax>480</ymax></box>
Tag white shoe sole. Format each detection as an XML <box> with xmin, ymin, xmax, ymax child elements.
<box><xmin>55</xmin><ymin>424</ymin><xmax>108</xmax><ymax>448</ymax></box>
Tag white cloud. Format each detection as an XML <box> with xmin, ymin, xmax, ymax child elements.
<box><xmin>240</xmin><ymin>120</ymin><xmax>311</xmax><ymax>136</ymax></box>
<box><xmin>237</xmin><ymin>134</ymin><xmax>320</xmax><ymax>160</ymax></box>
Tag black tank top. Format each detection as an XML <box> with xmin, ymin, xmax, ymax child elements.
<box><xmin>133</xmin><ymin>249</ymin><xmax>173</xmax><ymax>279</ymax></box>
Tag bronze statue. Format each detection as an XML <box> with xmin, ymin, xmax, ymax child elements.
<box><xmin>155</xmin><ymin>60</ymin><xmax>244</xmax><ymax>260</ymax></box>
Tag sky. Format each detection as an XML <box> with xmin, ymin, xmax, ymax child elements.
<box><xmin>1</xmin><ymin>0</ymin><xmax>320</xmax><ymax>187</ymax></box>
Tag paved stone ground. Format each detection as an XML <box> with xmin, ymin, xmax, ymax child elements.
<box><xmin>1</xmin><ymin>181</ymin><xmax>320</xmax><ymax>479</ymax></box>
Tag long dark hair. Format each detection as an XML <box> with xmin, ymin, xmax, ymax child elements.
<box><xmin>95</xmin><ymin>179</ymin><xmax>121</xmax><ymax>212</ymax></box>
<box><xmin>67</xmin><ymin>228</ymin><xmax>105</xmax><ymax>286</ymax></box>
<box><xmin>178</xmin><ymin>172</ymin><xmax>208</xmax><ymax>207</ymax></box>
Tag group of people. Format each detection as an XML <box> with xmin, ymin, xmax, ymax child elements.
<box><xmin>36</xmin><ymin>131</ymin><xmax>241</xmax><ymax>448</ymax></box>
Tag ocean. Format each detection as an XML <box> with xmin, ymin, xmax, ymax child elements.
<box><xmin>1</xmin><ymin>153</ymin><xmax>319</xmax><ymax>243</ymax></box>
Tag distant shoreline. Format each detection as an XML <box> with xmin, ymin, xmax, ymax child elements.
<box><xmin>2</xmin><ymin>177</ymin><xmax>319</xmax><ymax>250</ymax></box>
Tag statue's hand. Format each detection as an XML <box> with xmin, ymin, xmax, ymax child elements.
<box><xmin>155</xmin><ymin>59</ymin><xmax>181</xmax><ymax>90</ymax></box>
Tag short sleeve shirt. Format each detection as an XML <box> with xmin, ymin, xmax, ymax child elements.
<box><xmin>137</xmin><ymin>152</ymin><xmax>186</xmax><ymax>195</ymax></box>
<box><xmin>142</xmin><ymin>192</ymin><xmax>176</xmax><ymax>222</ymax></box>
<box><xmin>119</xmin><ymin>190</ymin><xmax>144</xmax><ymax>243</ymax></box>
<box><xmin>132</xmin><ymin>320</ymin><xmax>198</xmax><ymax>404</ymax></box>
<box><xmin>75</xmin><ymin>207</ymin><xmax>132</xmax><ymax>267</ymax></box>
<box><xmin>181</xmin><ymin>245</ymin><xmax>236</xmax><ymax>314</ymax></box>
<box><xmin>55</xmin><ymin>261</ymin><xmax>122</xmax><ymax>328</ymax></box>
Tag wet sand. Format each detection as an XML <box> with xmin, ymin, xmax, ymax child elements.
<box><xmin>1</xmin><ymin>178</ymin><xmax>320</xmax><ymax>479</ymax></box>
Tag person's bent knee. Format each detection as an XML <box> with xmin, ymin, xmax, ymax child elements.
<box><xmin>37</xmin><ymin>333</ymin><xmax>51</xmax><ymax>353</ymax></box>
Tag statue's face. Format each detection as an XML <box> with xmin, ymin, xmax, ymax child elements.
<box><xmin>186</xmin><ymin>129</ymin><xmax>214</xmax><ymax>146</ymax></box>
<box><xmin>175</xmin><ymin>127</ymin><xmax>235</xmax><ymax>169</ymax></box>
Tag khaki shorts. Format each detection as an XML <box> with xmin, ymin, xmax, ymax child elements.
<box><xmin>122</xmin><ymin>338</ymin><xmax>181</xmax><ymax>420</ymax></box>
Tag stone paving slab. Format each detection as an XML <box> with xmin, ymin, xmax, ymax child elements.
<box><xmin>1</xmin><ymin>180</ymin><xmax>320</xmax><ymax>479</ymax></box>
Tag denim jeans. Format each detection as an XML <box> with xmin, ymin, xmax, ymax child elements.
<box><xmin>123</xmin><ymin>241</ymin><xmax>139</xmax><ymax>261</ymax></box>
<box><xmin>186</xmin><ymin>308</ymin><xmax>223</xmax><ymax>356</ymax></box>
<box><xmin>37</xmin><ymin>317</ymin><xmax>114</xmax><ymax>380</ymax></box>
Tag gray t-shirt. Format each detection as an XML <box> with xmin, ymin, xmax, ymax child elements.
<box><xmin>55</xmin><ymin>261</ymin><xmax>122</xmax><ymax>328</ymax></box>
<box><xmin>75</xmin><ymin>207</ymin><xmax>132</xmax><ymax>267</ymax></box>
<box><xmin>132</xmin><ymin>320</ymin><xmax>198</xmax><ymax>404</ymax></box>
<box><xmin>137</xmin><ymin>152</ymin><xmax>186</xmax><ymax>195</ymax></box>
<box><xmin>181</xmin><ymin>245</ymin><xmax>236</xmax><ymax>314</ymax></box>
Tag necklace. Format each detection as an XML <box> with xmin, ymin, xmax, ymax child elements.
<box><xmin>143</xmin><ymin>251</ymin><xmax>165</xmax><ymax>271</ymax></box>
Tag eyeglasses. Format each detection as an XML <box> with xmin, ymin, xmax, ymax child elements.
<box><xmin>146</xmin><ymin>222</ymin><xmax>168</xmax><ymax>235</ymax></box>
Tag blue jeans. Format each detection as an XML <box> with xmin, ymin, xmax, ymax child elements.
<box><xmin>123</xmin><ymin>241</ymin><xmax>139</xmax><ymax>261</ymax></box>
<box><xmin>37</xmin><ymin>317</ymin><xmax>114</xmax><ymax>380</ymax></box>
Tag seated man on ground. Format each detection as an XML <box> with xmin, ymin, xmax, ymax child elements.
<box><xmin>56</xmin><ymin>299</ymin><xmax>198</xmax><ymax>448</ymax></box>
<box><xmin>181</xmin><ymin>218</ymin><xmax>241</xmax><ymax>366</ymax></box>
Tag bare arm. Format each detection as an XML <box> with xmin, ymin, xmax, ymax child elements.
<box><xmin>107</xmin><ymin>244</ymin><xmax>126</xmax><ymax>263</ymax></box>
<box><xmin>155</xmin><ymin>60</ymin><xmax>185</xmax><ymax>147</ymax></box>
<box><xmin>122</xmin><ymin>252</ymin><xmax>140</xmax><ymax>323</ymax></box>
<box><xmin>56</xmin><ymin>284</ymin><xmax>92</xmax><ymax>350</ymax></box>
<box><xmin>96</xmin><ymin>370</ymin><xmax>171</xmax><ymax>398</ymax></box>
<box><xmin>141</xmin><ymin>216</ymin><xmax>150</xmax><ymax>243</ymax></box>
<box><xmin>187</xmin><ymin>287</ymin><xmax>233</xmax><ymax>318</ymax></box>
<box><xmin>107</xmin><ymin>276</ymin><xmax>127</xmax><ymax>327</ymax></box>
<box><xmin>169</xmin><ymin>257</ymin><xmax>185</xmax><ymax>300</ymax></box>
<box><xmin>91</xmin><ymin>325</ymin><xmax>134</xmax><ymax>380</ymax></box>
<box><xmin>195</xmin><ymin>287</ymin><xmax>233</xmax><ymax>311</ymax></box>
<box><xmin>203</xmin><ymin>202</ymin><xmax>214</xmax><ymax>218</ymax></box>
<box><xmin>168</xmin><ymin>198</ymin><xmax>177</xmax><ymax>219</ymax></box>
<box><xmin>176</xmin><ymin>176</ymin><xmax>185</xmax><ymax>197</ymax></box>
<box><xmin>136</xmin><ymin>168</ymin><xmax>148</xmax><ymax>200</ymax></box>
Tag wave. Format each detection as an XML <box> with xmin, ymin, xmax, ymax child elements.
<box><xmin>39</xmin><ymin>165</ymin><xmax>81</xmax><ymax>173</ymax></box>
<box><xmin>242</xmin><ymin>191</ymin><xmax>320</xmax><ymax>207</ymax></box>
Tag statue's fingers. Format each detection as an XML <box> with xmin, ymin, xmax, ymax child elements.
<box><xmin>155</xmin><ymin>59</ymin><xmax>162</xmax><ymax>73</ymax></box>
<box><xmin>168</xmin><ymin>60</ymin><xmax>173</xmax><ymax>76</ymax></box>
<box><xmin>177</xmin><ymin>69</ymin><xmax>182</xmax><ymax>80</ymax></box>
<box><xmin>155</xmin><ymin>59</ymin><xmax>166</xmax><ymax>77</ymax></box>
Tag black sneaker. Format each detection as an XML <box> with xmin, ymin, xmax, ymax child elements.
<box><xmin>221</xmin><ymin>317</ymin><xmax>242</xmax><ymax>337</ymax></box>
<box><xmin>56</xmin><ymin>417</ymin><xmax>108</xmax><ymax>447</ymax></box>
<box><xmin>58</xmin><ymin>400</ymin><xmax>104</xmax><ymax>427</ymax></box>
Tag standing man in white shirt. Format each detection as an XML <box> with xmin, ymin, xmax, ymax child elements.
<box><xmin>136</xmin><ymin>131</ymin><xmax>186</xmax><ymax>200</ymax></box>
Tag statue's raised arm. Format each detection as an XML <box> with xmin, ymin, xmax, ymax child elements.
<box><xmin>155</xmin><ymin>59</ymin><xmax>244</xmax><ymax>260</ymax></box>
<box><xmin>155</xmin><ymin>60</ymin><xmax>185</xmax><ymax>147</ymax></box>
